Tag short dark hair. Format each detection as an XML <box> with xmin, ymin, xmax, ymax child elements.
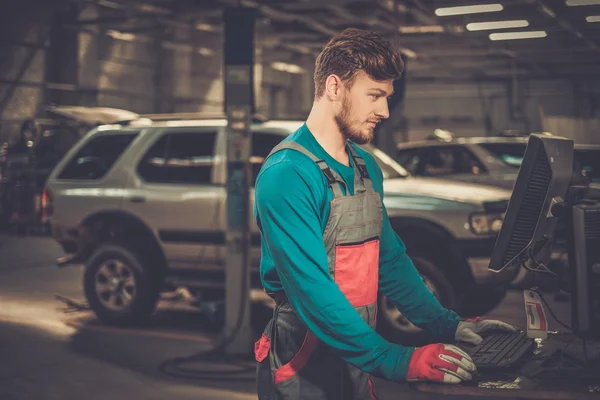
<box><xmin>314</xmin><ymin>28</ymin><xmax>404</xmax><ymax>98</ymax></box>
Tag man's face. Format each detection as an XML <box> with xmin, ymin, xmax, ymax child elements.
<box><xmin>334</xmin><ymin>71</ymin><xmax>394</xmax><ymax>145</ymax></box>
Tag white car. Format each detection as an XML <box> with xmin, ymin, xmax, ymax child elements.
<box><xmin>44</xmin><ymin>117</ymin><xmax>513</xmax><ymax>343</ymax></box>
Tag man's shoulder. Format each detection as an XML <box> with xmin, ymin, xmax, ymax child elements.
<box><xmin>255</xmin><ymin>152</ymin><xmax>328</xmax><ymax>209</ymax></box>
<box><xmin>258</xmin><ymin>144</ymin><xmax>325</xmax><ymax>188</ymax></box>
<box><xmin>262</xmin><ymin>140</ymin><xmax>316</xmax><ymax>172</ymax></box>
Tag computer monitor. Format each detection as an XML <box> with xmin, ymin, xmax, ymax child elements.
<box><xmin>487</xmin><ymin>133</ymin><xmax>574</xmax><ymax>284</ymax></box>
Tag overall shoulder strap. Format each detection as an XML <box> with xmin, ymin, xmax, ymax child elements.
<box><xmin>347</xmin><ymin>144</ymin><xmax>374</xmax><ymax>193</ymax></box>
<box><xmin>264</xmin><ymin>141</ymin><xmax>346</xmax><ymax>198</ymax></box>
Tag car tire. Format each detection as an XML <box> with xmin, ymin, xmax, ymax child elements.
<box><xmin>84</xmin><ymin>244</ymin><xmax>160</xmax><ymax>326</ymax></box>
<box><xmin>376</xmin><ymin>256</ymin><xmax>456</xmax><ymax>346</ymax></box>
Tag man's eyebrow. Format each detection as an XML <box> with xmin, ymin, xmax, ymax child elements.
<box><xmin>369</xmin><ymin>88</ymin><xmax>394</xmax><ymax>97</ymax></box>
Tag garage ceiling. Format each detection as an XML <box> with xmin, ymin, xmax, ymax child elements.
<box><xmin>73</xmin><ymin>0</ymin><xmax>600</xmax><ymax>82</ymax></box>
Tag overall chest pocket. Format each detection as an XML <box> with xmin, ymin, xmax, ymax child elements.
<box><xmin>334</xmin><ymin>238</ymin><xmax>380</xmax><ymax>307</ymax></box>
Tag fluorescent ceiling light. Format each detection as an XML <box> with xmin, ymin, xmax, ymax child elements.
<box><xmin>467</xmin><ymin>20</ymin><xmax>529</xmax><ymax>31</ymax></box>
<box><xmin>435</xmin><ymin>4</ymin><xmax>503</xmax><ymax>16</ymax></box>
<box><xmin>489</xmin><ymin>31</ymin><xmax>547</xmax><ymax>40</ymax></box>
<box><xmin>196</xmin><ymin>47</ymin><xmax>214</xmax><ymax>56</ymax></box>
<box><xmin>566</xmin><ymin>0</ymin><xmax>600</xmax><ymax>5</ymax></box>
<box><xmin>271</xmin><ymin>62</ymin><xmax>305</xmax><ymax>74</ymax></box>
<box><xmin>399</xmin><ymin>25</ymin><xmax>444</xmax><ymax>33</ymax></box>
<box><xmin>400</xmin><ymin>48</ymin><xmax>418</xmax><ymax>59</ymax></box>
<box><xmin>196</xmin><ymin>23</ymin><xmax>216</xmax><ymax>31</ymax></box>
<box><xmin>587</xmin><ymin>15</ymin><xmax>600</xmax><ymax>22</ymax></box>
<box><xmin>106</xmin><ymin>30</ymin><xmax>137</xmax><ymax>42</ymax></box>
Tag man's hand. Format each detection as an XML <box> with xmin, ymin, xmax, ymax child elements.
<box><xmin>406</xmin><ymin>343</ymin><xmax>476</xmax><ymax>384</ymax></box>
<box><xmin>455</xmin><ymin>317</ymin><xmax>517</xmax><ymax>345</ymax></box>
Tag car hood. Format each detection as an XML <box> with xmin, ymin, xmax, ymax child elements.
<box><xmin>383</xmin><ymin>177</ymin><xmax>512</xmax><ymax>204</ymax></box>
<box><xmin>440</xmin><ymin>173</ymin><xmax>518</xmax><ymax>190</ymax></box>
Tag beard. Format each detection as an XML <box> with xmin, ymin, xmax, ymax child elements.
<box><xmin>334</xmin><ymin>95</ymin><xmax>374</xmax><ymax>145</ymax></box>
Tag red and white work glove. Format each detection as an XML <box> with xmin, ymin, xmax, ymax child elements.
<box><xmin>406</xmin><ymin>343</ymin><xmax>476</xmax><ymax>384</ymax></box>
<box><xmin>455</xmin><ymin>317</ymin><xmax>517</xmax><ymax>345</ymax></box>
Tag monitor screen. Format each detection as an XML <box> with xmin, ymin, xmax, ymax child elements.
<box><xmin>487</xmin><ymin>134</ymin><xmax>574</xmax><ymax>284</ymax></box>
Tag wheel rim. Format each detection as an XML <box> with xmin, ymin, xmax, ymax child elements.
<box><xmin>380</xmin><ymin>275</ymin><xmax>440</xmax><ymax>334</ymax></box>
<box><xmin>94</xmin><ymin>259</ymin><xmax>136</xmax><ymax>311</ymax></box>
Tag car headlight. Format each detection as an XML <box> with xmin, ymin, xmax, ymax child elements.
<box><xmin>469</xmin><ymin>212</ymin><xmax>504</xmax><ymax>235</ymax></box>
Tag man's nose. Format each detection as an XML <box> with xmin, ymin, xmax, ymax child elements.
<box><xmin>376</xmin><ymin>101</ymin><xmax>390</xmax><ymax>120</ymax></box>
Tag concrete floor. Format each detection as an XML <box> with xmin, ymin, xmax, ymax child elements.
<box><xmin>0</xmin><ymin>234</ymin><xmax>572</xmax><ymax>400</ymax></box>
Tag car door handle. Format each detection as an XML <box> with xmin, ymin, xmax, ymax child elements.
<box><xmin>129</xmin><ymin>196</ymin><xmax>146</xmax><ymax>203</ymax></box>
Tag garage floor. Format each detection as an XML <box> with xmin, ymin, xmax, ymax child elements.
<box><xmin>0</xmin><ymin>234</ymin><xmax>571</xmax><ymax>400</ymax></box>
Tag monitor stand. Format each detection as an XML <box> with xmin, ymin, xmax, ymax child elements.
<box><xmin>530</xmin><ymin>337</ymin><xmax>600</xmax><ymax>381</ymax></box>
<box><xmin>560</xmin><ymin>338</ymin><xmax>600</xmax><ymax>368</ymax></box>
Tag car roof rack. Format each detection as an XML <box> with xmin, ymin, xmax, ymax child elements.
<box><xmin>138</xmin><ymin>112</ymin><xmax>269</xmax><ymax>124</ymax></box>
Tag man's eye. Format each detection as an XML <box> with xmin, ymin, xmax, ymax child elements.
<box><xmin>370</xmin><ymin>95</ymin><xmax>379</xmax><ymax>100</ymax></box>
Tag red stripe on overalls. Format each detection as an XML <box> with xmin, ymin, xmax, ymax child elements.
<box><xmin>368</xmin><ymin>377</ymin><xmax>379</xmax><ymax>400</ymax></box>
<box><xmin>274</xmin><ymin>331</ymin><xmax>318</xmax><ymax>384</ymax></box>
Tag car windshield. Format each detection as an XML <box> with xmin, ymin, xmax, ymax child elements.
<box><xmin>360</xmin><ymin>143</ymin><xmax>409</xmax><ymax>179</ymax></box>
<box><xmin>478</xmin><ymin>142</ymin><xmax>527</xmax><ymax>168</ymax></box>
<box><xmin>480</xmin><ymin>142</ymin><xmax>600</xmax><ymax>183</ymax></box>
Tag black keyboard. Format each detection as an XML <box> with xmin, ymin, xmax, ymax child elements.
<box><xmin>468</xmin><ymin>331</ymin><xmax>535</xmax><ymax>369</ymax></box>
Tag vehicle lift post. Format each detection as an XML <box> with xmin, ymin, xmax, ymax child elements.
<box><xmin>223</xmin><ymin>6</ymin><xmax>257</xmax><ymax>355</ymax></box>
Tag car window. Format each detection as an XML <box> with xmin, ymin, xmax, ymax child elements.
<box><xmin>137</xmin><ymin>131</ymin><xmax>217</xmax><ymax>185</ymax></box>
<box><xmin>478</xmin><ymin>143</ymin><xmax>527</xmax><ymax>168</ymax></box>
<box><xmin>58</xmin><ymin>132</ymin><xmax>139</xmax><ymax>180</ymax></box>
<box><xmin>395</xmin><ymin>149</ymin><xmax>421</xmax><ymax>174</ymax></box>
<box><xmin>574</xmin><ymin>148</ymin><xmax>600</xmax><ymax>183</ymax></box>
<box><xmin>251</xmin><ymin>131</ymin><xmax>286</xmax><ymax>185</ymax></box>
<box><xmin>360</xmin><ymin>144</ymin><xmax>408</xmax><ymax>179</ymax></box>
<box><xmin>420</xmin><ymin>146</ymin><xmax>486</xmax><ymax>176</ymax></box>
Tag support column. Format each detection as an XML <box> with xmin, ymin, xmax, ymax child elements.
<box><xmin>44</xmin><ymin>5</ymin><xmax>79</xmax><ymax>106</ymax></box>
<box><xmin>223</xmin><ymin>6</ymin><xmax>257</xmax><ymax>355</ymax></box>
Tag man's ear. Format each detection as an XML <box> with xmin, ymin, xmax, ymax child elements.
<box><xmin>325</xmin><ymin>74</ymin><xmax>342</xmax><ymax>100</ymax></box>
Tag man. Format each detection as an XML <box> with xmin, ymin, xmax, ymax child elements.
<box><xmin>254</xmin><ymin>28</ymin><xmax>515</xmax><ymax>399</ymax></box>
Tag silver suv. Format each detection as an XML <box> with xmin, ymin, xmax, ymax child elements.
<box><xmin>44</xmin><ymin>118</ymin><xmax>513</xmax><ymax>341</ymax></box>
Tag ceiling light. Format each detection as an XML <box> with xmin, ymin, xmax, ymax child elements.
<box><xmin>467</xmin><ymin>20</ymin><xmax>529</xmax><ymax>31</ymax></box>
<box><xmin>106</xmin><ymin>30</ymin><xmax>137</xmax><ymax>41</ymax></box>
<box><xmin>196</xmin><ymin>23</ymin><xmax>216</xmax><ymax>31</ymax></box>
<box><xmin>400</xmin><ymin>48</ymin><xmax>418</xmax><ymax>58</ymax></box>
<box><xmin>587</xmin><ymin>15</ymin><xmax>600</xmax><ymax>22</ymax></box>
<box><xmin>196</xmin><ymin>47</ymin><xmax>214</xmax><ymax>56</ymax></box>
<box><xmin>271</xmin><ymin>62</ymin><xmax>305</xmax><ymax>74</ymax></box>
<box><xmin>566</xmin><ymin>0</ymin><xmax>600</xmax><ymax>5</ymax></box>
<box><xmin>435</xmin><ymin>4</ymin><xmax>503</xmax><ymax>16</ymax></box>
<box><xmin>489</xmin><ymin>31</ymin><xmax>547</xmax><ymax>40</ymax></box>
<box><xmin>399</xmin><ymin>25</ymin><xmax>444</xmax><ymax>33</ymax></box>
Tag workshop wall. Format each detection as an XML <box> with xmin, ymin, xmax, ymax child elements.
<box><xmin>0</xmin><ymin>2</ymin><xmax>312</xmax><ymax>144</ymax></box>
<box><xmin>403</xmin><ymin>77</ymin><xmax>600</xmax><ymax>143</ymax></box>
<box><xmin>0</xmin><ymin>0</ymin><xmax>54</xmax><ymax>143</ymax></box>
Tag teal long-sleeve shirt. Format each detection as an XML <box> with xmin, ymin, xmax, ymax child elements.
<box><xmin>254</xmin><ymin>124</ymin><xmax>462</xmax><ymax>382</ymax></box>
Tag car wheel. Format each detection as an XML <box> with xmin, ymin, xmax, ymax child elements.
<box><xmin>84</xmin><ymin>244</ymin><xmax>160</xmax><ymax>326</ymax></box>
<box><xmin>377</xmin><ymin>256</ymin><xmax>455</xmax><ymax>346</ymax></box>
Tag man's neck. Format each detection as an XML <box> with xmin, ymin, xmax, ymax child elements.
<box><xmin>305</xmin><ymin>104</ymin><xmax>349</xmax><ymax>166</ymax></box>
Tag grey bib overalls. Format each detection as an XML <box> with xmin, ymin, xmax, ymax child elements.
<box><xmin>255</xmin><ymin>141</ymin><xmax>383</xmax><ymax>400</ymax></box>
